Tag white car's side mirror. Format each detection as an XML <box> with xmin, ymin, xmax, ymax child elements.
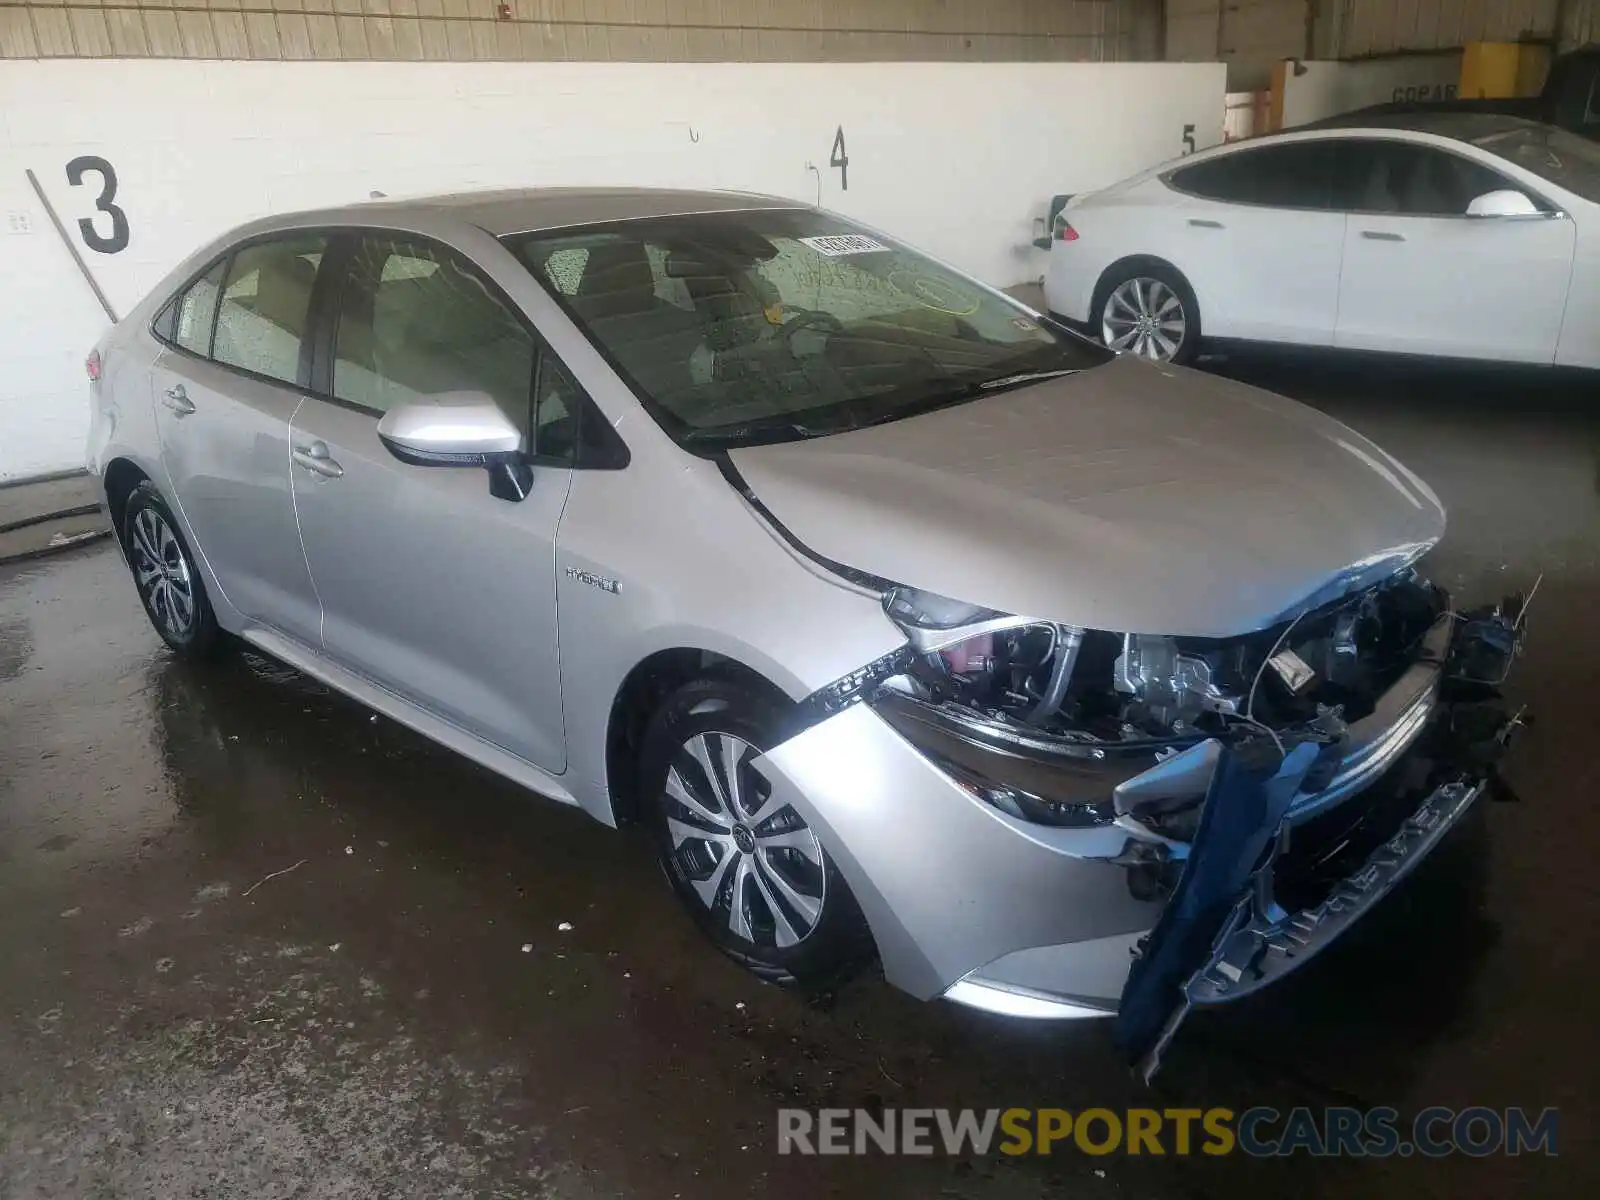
<box><xmin>1466</xmin><ymin>189</ymin><xmax>1542</xmax><ymax>218</ymax></box>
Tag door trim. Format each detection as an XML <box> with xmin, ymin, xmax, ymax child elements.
<box><xmin>239</xmin><ymin>624</ymin><xmax>579</xmax><ymax>808</ymax></box>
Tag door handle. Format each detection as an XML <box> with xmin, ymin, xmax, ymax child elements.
<box><xmin>292</xmin><ymin>441</ymin><xmax>344</xmax><ymax>479</ymax></box>
<box><xmin>161</xmin><ymin>384</ymin><xmax>196</xmax><ymax>416</ymax></box>
<box><xmin>1188</xmin><ymin>218</ymin><xmax>1224</xmax><ymax>229</ymax></box>
<box><xmin>1360</xmin><ymin>230</ymin><xmax>1405</xmax><ymax>241</ymax></box>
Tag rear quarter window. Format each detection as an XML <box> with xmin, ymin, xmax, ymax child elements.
<box><xmin>1168</xmin><ymin>142</ymin><xmax>1336</xmax><ymax>209</ymax></box>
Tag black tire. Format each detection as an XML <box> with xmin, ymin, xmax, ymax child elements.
<box><xmin>1093</xmin><ymin>260</ymin><xmax>1201</xmax><ymax>365</ymax></box>
<box><xmin>640</xmin><ymin>676</ymin><xmax>871</xmax><ymax>986</ymax></box>
<box><xmin>122</xmin><ymin>481</ymin><xmax>228</xmax><ymax>659</ymax></box>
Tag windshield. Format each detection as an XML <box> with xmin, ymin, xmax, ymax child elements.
<box><xmin>506</xmin><ymin>210</ymin><xmax>1110</xmax><ymax>449</ymax></box>
<box><xmin>1474</xmin><ymin>123</ymin><xmax>1600</xmax><ymax>203</ymax></box>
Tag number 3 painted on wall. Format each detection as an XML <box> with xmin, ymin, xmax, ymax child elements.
<box><xmin>65</xmin><ymin>155</ymin><xmax>129</xmax><ymax>254</ymax></box>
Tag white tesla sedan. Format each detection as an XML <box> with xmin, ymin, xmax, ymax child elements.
<box><xmin>1042</xmin><ymin>113</ymin><xmax>1600</xmax><ymax>367</ymax></box>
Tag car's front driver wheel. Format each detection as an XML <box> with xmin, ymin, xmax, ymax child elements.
<box><xmin>1096</xmin><ymin>263</ymin><xmax>1200</xmax><ymax>364</ymax></box>
<box><xmin>123</xmin><ymin>481</ymin><xmax>227</xmax><ymax>658</ymax></box>
<box><xmin>641</xmin><ymin>677</ymin><xmax>871</xmax><ymax>986</ymax></box>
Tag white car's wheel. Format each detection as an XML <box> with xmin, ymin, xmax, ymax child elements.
<box><xmin>1097</xmin><ymin>265</ymin><xmax>1200</xmax><ymax>365</ymax></box>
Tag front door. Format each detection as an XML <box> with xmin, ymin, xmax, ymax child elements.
<box><xmin>1163</xmin><ymin>139</ymin><xmax>1347</xmax><ymax>345</ymax></box>
<box><xmin>288</xmin><ymin>233</ymin><xmax>573</xmax><ymax>772</ymax></box>
<box><xmin>151</xmin><ymin>236</ymin><xmax>326</xmax><ymax>644</ymax></box>
<box><xmin>1333</xmin><ymin>139</ymin><xmax>1576</xmax><ymax>363</ymax></box>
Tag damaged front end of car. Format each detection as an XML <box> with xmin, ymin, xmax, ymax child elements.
<box><xmin>753</xmin><ymin>565</ymin><xmax>1529</xmax><ymax>1078</ymax></box>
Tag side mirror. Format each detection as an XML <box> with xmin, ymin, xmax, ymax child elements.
<box><xmin>377</xmin><ymin>392</ymin><xmax>532</xmax><ymax>501</ymax></box>
<box><xmin>1466</xmin><ymin>189</ymin><xmax>1542</xmax><ymax>218</ymax></box>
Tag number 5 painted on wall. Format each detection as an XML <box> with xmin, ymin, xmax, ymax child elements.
<box><xmin>65</xmin><ymin>155</ymin><xmax>129</xmax><ymax>254</ymax></box>
<box><xmin>1182</xmin><ymin>124</ymin><xmax>1196</xmax><ymax>155</ymax></box>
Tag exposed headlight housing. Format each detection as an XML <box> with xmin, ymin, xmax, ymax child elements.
<box><xmin>883</xmin><ymin>585</ymin><xmax>998</xmax><ymax>632</ymax></box>
<box><xmin>882</xmin><ymin>585</ymin><xmax>1046</xmax><ymax>661</ymax></box>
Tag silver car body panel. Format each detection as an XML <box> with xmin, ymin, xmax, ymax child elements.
<box><xmin>730</xmin><ymin>354</ymin><xmax>1444</xmax><ymax>638</ymax></box>
<box><xmin>754</xmin><ymin>702</ymin><xmax>1169</xmax><ymax>1004</ymax></box>
<box><xmin>86</xmin><ymin>187</ymin><xmax>1495</xmax><ymax>1028</ymax></box>
<box><xmin>288</xmin><ymin>396</ymin><xmax>576</xmax><ymax>773</ymax></box>
<box><xmin>240</xmin><ymin>625</ymin><xmax>580</xmax><ymax>808</ymax></box>
<box><xmin>148</xmin><ymin>350</ymin><xmax>322</xmax><ymax>644</ymax></box>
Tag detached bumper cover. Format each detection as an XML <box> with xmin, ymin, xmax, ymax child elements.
<box><xmin>754</xmin><ymin>594</ymin><xmax>1520</xmax><ymax>1060</ymax></box>
<box><xmin>1191</xmin><ymin>776</ymin><xmax>1484</xmax><ymax>1006</ymax></box>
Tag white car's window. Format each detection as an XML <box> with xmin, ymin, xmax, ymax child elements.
<box><xmin>173</xmin><ymin>261</ymin><xmax>225</xmax><ymax>357</ymax></box>
<box><xmin>1335</xmin><ymin>140</ymin><xmax>1514</xmax><ymax>215</ymax></box>
<box><xmin>332</xmin><ymin>236</ymin><xmax>534</xmax><ymax>427</ymax></box>
<box><xmin>212</xmin><ymin>236</ymin><xmax>326</xmax><ymax>385</ymax></box>
<box><xmin>508</xmin><ymin>210</ymin><xmax>1110</xmax><ymax>450</ymax></box>
<box><xmin>1474</xmin><ymin>124</ymin><xmax>1600</xmax><ymax>204</ymax></box>
<box><xmin>1168</xmin><ymin>141</ymin><xmax>1337</xmax><ymax>209</ymax></box>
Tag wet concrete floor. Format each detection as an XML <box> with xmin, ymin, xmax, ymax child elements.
<box><xmin>2</xmin><ymin>355</ymin><xmax>1595</xmax><ymax>1197</ymax></box>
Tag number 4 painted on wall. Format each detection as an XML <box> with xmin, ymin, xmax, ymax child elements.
<box><xmin>830</xmin><ymin>125</ymin><xmax>848</xmax><ymax>191</ymax></box>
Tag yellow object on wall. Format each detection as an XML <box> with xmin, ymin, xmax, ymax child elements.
<box><xmin>1460</xmin><ymin>42</ymin><xmax>1550</xmax><ymax>99</ymax></box>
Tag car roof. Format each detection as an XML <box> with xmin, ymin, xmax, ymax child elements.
<box><xmin>294</xmin><ymin>186</ymin><xmax>802</xmax><ymax>237</ymax></box>
<box><xmin>1283</xmin><ymin>110</ymin><xmax>1552</xmax><ymax>144</ymax></box>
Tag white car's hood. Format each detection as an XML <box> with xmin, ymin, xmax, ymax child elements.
<box><xmin>728</xmin><ymin>356</ymin><xmax>1445</xmax><ymax>637</ymax></box>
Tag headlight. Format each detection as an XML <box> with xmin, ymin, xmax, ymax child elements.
<box><xmin>883</xmin><ymin>585</ymin><xmax>997</xmax><ymax>631</ymax></box>
<box><xmin>882</xmin><ymin>584</ymin><xmax>1041</xmax><ymax>657</ymax></box>
<box><xmin>872</xmin><ymin>691</ymin><xmax>1131</xmax><ymax>827</ymax></box>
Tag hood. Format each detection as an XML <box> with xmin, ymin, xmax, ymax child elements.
<box><xmin>728</xmin><ymin>356</ymin><xmax>1445</xmax><ymax>638</ymax></box>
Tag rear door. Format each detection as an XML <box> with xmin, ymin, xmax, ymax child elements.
<box><xmin>1161</xmin><ymin>140</ymin><xmax>1347</xmax><ymax>345</ymax></box>
<box><xmin>288</xmin><ymin>232</ymin><xmax>574</xmax><ymax>772</ymax></box>
<box><xmin>149</xmin><ymin>235</ymin><xmax>326</xmax><ymax>643</ymax></box>
<box><xmin>1333</xmin><ymin>138</ymin><xmax>1575</xmax><ymax>362</ymax></box>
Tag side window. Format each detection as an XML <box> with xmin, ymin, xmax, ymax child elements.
<box><xmin>1168</xmin><ymin>143</ymin><xmax>1334</xmax><ymax>209</ymax></box>
<box><xmin>532</xmin><ymin>354</ymin><xmax>580</xmax><ymax>464</ymax></box>
<box><xmin>1340</xmin><ymin>141</ymin><xmax>1516</xmax><ymax>215</ymax></box>
<box><xmin>333</xmin><ymin>236</ymin><xmax>534</xmax><ymax>429</ymax></box>
<box><xmin>1168</xmin><ymin>152</ymin><xmax>1257</xmax><ymax>203</ymax></box>
<box><xmin>213</xmin><ymin>235</ymin><xmax>326</xmax><ymax>385</ymax></box>
<box><xmin>1248</xmin><ymin>142</ymin><xmax>1336</xmax><ymax>208</ymax></box>
<box><xmin>173</xmin><ymin>261</ymin><xmax>225</xmax><ymax>357</ymax></box>
<box><xmin>152</xmin><ymin>298</ymin><xmax>178</xmax><ymax>344</ymax></box>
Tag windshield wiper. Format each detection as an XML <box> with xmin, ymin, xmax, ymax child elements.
<box><xmin>976</xmin><ymin>368</ymin><xmax>1082</xmax><ymax>391</ymax></box>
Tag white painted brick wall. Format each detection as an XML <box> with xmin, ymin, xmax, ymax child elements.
<box><xmin>0</xmin><ymin>58</ymin><xmax>1223</xmax><ymax>480</ymax></box>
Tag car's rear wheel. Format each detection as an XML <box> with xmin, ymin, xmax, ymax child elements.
<box><xmin>640</xmin><ymin>677</ymin><xmax>871</xmax><ymax>986</ymax></box>
<box><xmin>123</xmin><ymin>481</ymin><xmax>227</xmax><ymax>658</ymax></box>
<box><xmin>1096</xmin><ymin>263</ymin><xmax>1200</xmax><ymax>364</ymax></box>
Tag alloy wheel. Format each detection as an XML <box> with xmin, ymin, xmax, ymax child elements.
<box><xmin>663</xmin><ymin>731</ymin><xmax>827</xmax><ymax>949</ymax></box>
<box><xmin>129</xmin><ymin>507</ymin><xmax>196</xmax><ymax>639</ymax></box>
<box><xmin>1103</xmin><ymin>277</ymin><xmax>1186</xmax><ymax>361</ymax></box>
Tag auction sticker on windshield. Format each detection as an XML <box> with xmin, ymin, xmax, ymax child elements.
<box><xmin>799</xmin><ymin>234</ymin><xmax>891</xmax><ymax>256</ymax></box>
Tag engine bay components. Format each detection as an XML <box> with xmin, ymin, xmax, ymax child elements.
<box><xmin>879</xmin><ymin>570</ymin><xmax>1448</xmax><ymax>753</ymax></box>
<box><xmin>1113</xmin><ymin>633</ymin><xmax>1239</xmax><ymax>730</ymax></box>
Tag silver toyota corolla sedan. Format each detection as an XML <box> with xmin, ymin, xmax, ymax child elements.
<box><xmin>88</xmin><ymin>187</ymin><xmax>1523</xmax><ymax>1072</ymax></box>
